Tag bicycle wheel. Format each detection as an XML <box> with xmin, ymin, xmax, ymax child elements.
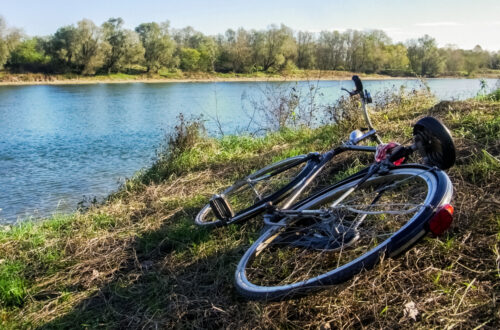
<box><xmin>235</xmin><ymin>165</ymin><xmax>453</xmax><ymax>300</ymax></box>
<box><xmin>195</xmin><ymin>154</ymin><xmax>319</xmax><ymax>227</ymax></box>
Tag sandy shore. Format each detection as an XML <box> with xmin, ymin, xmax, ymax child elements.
<box><xmin>0</xmin><ymin>73</ymin><xmax>416</xmax><ymax>86</ymax></box>
<box><xmin>1</xmin><ymin>71</ymin><xmax>497</xmax><ymax>86</ymax></box>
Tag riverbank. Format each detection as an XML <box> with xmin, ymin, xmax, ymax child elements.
<box><xmin>0</xmin><ymin>90</ymin><xmax>499</xmax><ymax>328</ymax></box>
<box><xmin>1</xmin><ymin>69</ymin><xmax>499</xmax><ymax>86</ymax></box>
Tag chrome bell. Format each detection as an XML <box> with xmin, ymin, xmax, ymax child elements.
<box><xmin>348</xmin><ymin>129</ymin><xmax>363</xmax><ymax>144</ymax></box>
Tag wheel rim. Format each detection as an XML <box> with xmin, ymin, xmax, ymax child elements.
<box><xmin>236</xmin><ymin>168</ymin><xmax>438</xmax><ymax>295</ymax></box>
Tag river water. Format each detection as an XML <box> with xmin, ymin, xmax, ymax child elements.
<box><xmin>0</xmin><ymin>78</ymin><xmax>498</xmax><ymax>223</ymax></box>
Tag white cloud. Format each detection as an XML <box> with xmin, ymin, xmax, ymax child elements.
<box><xmin>415</xmin><ymin>22</ymin><xmax>461</xmax><ymax>27</ymax></box>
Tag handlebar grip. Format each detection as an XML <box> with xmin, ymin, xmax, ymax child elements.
<box><xmin>389</xmin><ymin>146</ymin><xmax>411</xmax><ymax>162</ymax></box>
<box><xmin>352</xmin><ymin>75</ymin><xmax>363</xmax><ymax>94</ymax></box>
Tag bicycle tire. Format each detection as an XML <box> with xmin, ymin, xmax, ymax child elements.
<box><xmin>235</xmin><ymin>165</ymin><xmax>453</xmax><ymax>300</ymax></box>
<box><xmin>195</xmin><ymin>154</ymin><xmax>319</xmax><ymax>227</ymax></box>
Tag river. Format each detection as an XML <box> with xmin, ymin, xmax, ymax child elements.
<box><xmin>0</xmin><ymin>78</ymin><xmax>498</xmax><ymax>223</ymax></box>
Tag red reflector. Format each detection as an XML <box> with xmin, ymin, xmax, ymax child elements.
<box><xmin>429</xmin><ymin>204</ymin><xmax>454</xmax><ymax>236</ymax></box>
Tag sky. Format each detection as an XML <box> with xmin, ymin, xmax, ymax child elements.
<box><xmin>1</xmin><ymin>0</ymin><xmax>499</xmax><ymax>50</ymax></box>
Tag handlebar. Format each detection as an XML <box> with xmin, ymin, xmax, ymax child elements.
<box><xmin>342</xmin><ymin>76</ymin><xmax>382</xmax><ymax>144</ymax></box>
<box><xmin>341</xmin><ymin>75</ymin><xmax>366</xmax><ymax>99</ymax></box>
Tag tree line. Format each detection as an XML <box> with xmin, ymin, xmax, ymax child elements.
<box><xmin>1</xmin><ymin>17</ymin><xmax>499</xmax><ymax>77</ymax></box>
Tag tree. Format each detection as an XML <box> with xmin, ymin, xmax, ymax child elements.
<box><xmin>46</xmin><ymin>25</ymin><xmax>78</xmax><ymax>71</ymax></box>
<box><xmin>101</xmin><ymin>18</ymin><xmax>145</xmax><ymax>73</ymax></box>
<box><xmin>135</xmin><ymin>22</ymin><xmax>176</xmax><ymax>73</ymax></box>
<box><xmin>383</xmin><ymin>43</ymin><xmax>410</xmax><ymax>72</ymax></box>
<box><xmin>0</xmin><ymin>17</ymin><xmax>22</xmax><ymax>69</ymax></box>
<box><xmin>217</xmin><ymin>28</ymin><xmax>253</xmax><ymax>73</ymax></box>
<box><xmin>252</xmin><ymin>24</ymin><xmax>297</xmax><ymax>72</ymax></box>
<box><xmin>344</xmin><ymin>30</ymin><xmax>365</xmax><ymax>72</ymax></box>
<box><xmin>74</xmin><ymin>19</ymin><xmax>106</xmax><ymax>75</ymax></box>
<box><xmin>316</xmin><ymin>30</ymin><xmax>345</xmax><ymax>70</ymax></box>
<box><xmin>407</xmin><ymin>35</ymin><xmax>444</xmax><ymax>76</ymax></box>
<box><xmin>197</xmin><ymin>37</ymin><xmax>217</xmax><ymax>72</ymax></box>
<box><xmin>441</xmin><ymin>45</ymin><xmax>465</xmax><ymax>73</ymax></box>
<box><xmin>296</xmin><ymin>31</ymin><xmax>315</xmax><ymax>69</ymax></box>
<box><xmin>180</xmin><ymin>48</ymin><xmax>200</xmax><ymax>71</ymax></box>
<box><xmin>7</xmin><ymin>38</ymin><xmax>49</xmax><ymax>72</ymax></box>
<box><xmin>45</xmin><ymin>19</ymin><xmax>106</xmax><ymax>74</ymax></box>
<box><xmin>358</xmin><ymin>30</ymin><xmax>391</xmax><ymax>73</ymax></box>
<box><xmin>172</xmin><ymin>27</ymin><xmax>218</xmax><ymax>72</ymax></box>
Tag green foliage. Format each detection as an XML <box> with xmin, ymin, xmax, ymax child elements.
<box><xmin>0</xmin><ymin>261</ymin><xmax>27</xmax><ymax>307</ymax></box>
<box><xmin>407</xmin><ymin>35</ymin><xmax>445</xmax><ymax>76</ymax></box>
<box><xmin>7</xmin><ymin>38</ymin><xmax>49</xmax><ymax>71</ymax></box>
<box><xmin>296</xmin><ymin>31</ymin><xmax>315</xmax><ymax>69</ymax></box>
<box><xmin>0</xmin><ymin>17</ymin><xmax>22</xmax><ymax>69</ymax></box>
<box><xmin>1</xmin><ymin>17</ymin><xmax>499</xmax><ymax>76</ymax></box>
<box><xmin>101</xmin><ymin>18</ymin><xmax>145</xmax><ymax>73</ymax></box>
<box><xmin>135</xmin><ymin>21</ymin><xmax>176</xmax><ymax>73</ymax></box>
<box><xmin>477</xmin><ymin>88</ymin><xmax>500</xmax><ymax>101</ymax></box>
<box><xmin>461</xmin><ymin>149</ymin><xmax>500</xmax><ymax>184</ymax></box>
<box><xmin>46</xmin><ymin>19</ymin><xmax>108</xmax><ymax>74</ymax></box>
<box><xmin>180</xmin><ymin>48</ymin><xmax>200</xmax><ymax>71</ymax></box>
<box><xmin>73</xmin><ymin>19</ymin><xmax>106</xmax><ymax>75</ymax></box>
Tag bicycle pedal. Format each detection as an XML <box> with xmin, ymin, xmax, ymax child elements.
<box><xmin>209</xmin><ymin>194</ymin><xmax>235</xmax><ymax>223</ymax></box>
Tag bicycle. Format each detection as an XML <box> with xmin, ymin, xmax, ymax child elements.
<box><xmin>195</xmin><ymin>76</ymin><xmax>456</xmax><ymax>300</ymax></box>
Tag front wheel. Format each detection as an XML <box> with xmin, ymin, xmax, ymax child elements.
<box><xmin>235</xmin><ymin>165</ymin><xmax>453</xmax><ymax>300</ymax></box>
<box><xmin>195</xmin><ymin>154</ymin><xmax>318</xmax><ymax>227</ymax></box>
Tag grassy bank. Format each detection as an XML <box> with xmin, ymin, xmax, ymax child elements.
<box><xmin>0</xmin><ymin>90</ymin><xmax>499</xmax><ymax>328</ymax></box>
<box><xmin>1</xmin><ymin>69</ymin><xmax>499</xmax><ymax>86</ymax></box>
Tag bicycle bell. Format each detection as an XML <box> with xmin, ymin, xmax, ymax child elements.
<box><xmin>348</xmin><ymin>129</ymin><xmax>363</xmax><ymax>143</ymax></box>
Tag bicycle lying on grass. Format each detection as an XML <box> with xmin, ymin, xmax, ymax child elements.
<box><xmin>195</xmin><ymin>76</ymin><xmax>457</xmax><ymax>300</ymax></box>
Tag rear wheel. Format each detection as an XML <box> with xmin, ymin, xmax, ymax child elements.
<box><xmin>195</xmin><ymin>155</ymin><xmax>318</xmax><ymax>227</ymax></box>
<box><xmin>235</xmin><ymin>166</ymin><xmax>452</xmax><ymax>300</ymax></box>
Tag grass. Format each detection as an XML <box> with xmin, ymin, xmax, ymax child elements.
<box><xmin>0</xmin><ymin>89</ymin><xmax>499</xmax><ymax>328</ymax></box>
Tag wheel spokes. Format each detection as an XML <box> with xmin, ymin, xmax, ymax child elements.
<box><xmin>244</xmin><ymin>173</ymin><xmax>429</xmax><ymax>287</ymax></box>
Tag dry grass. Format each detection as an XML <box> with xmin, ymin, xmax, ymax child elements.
<box><xmin>0</xmin><ymin>93</ymin><xmax>499</xmax><ymax>329</ymax></box>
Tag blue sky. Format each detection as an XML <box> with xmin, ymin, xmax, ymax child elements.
<box><xmin>1</xmin><ymin>0</ymin><xmax>499</xmax><ymax>50</ymax></box>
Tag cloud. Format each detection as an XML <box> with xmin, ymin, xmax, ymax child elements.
<box><xmin>415</xmin><ymin>22</ymin><xmax>461</xmax><ymax>27</ymax></box>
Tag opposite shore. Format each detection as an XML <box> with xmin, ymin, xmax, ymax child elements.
<box><xmin>1</xmin><ymin>70</ymin><xmax>499</xmax><ymax>86</ymax></box>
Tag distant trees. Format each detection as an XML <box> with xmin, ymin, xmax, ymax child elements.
<box><xmin>383</xmin><ymin>43</ymin><xmax>410</xmax><ymax>73</ymax></box>
<box><xmin>407</xmin><ymin>35</ymin><xmax>444</xmax><ymax>76</ymax></box>
<box><xmin>0</xmin><ymin>17</ymin><xmax>499</xmax><ymax>77</ymax></box>
<box><xmin>173</xmin><ymin>26</ymin><xmax>217</xmax><ymax>72</ymax></box>
<box><xmin>73</xmin><ymin>19</ymin><xmax>106</xmax><ymax>75</ymax></box>
<box><xmin>254</xmin><ymin>24</ymin><xmax>297</xmax><ymax>72</ymax></box>
<box><xmin>316</xmin><ymin>31</ymin><xmax>345</xmax><ymax>70</ymax></box>
<box><xmin>296</xmin><ymin>31</ymin><xmax>315</xmax><ymax>69</ymax></box>
<box><xmin>135</xmin><ymin>22</ymin><xmax>176</xmax><ymax>73</ymax></box>
<box><xmin>7</xmin><ymin>38</ymin><xmax>49</xmax><ymax>71</ymax></box>
<box><xmin>101</xmin><ymin>18</ymin><xmax>144</xmax><ymax>73</ymax></box>
<box><xmin>0</xmin><ymin>17</ymin><xmax>22</xmax><ymax>69</ymax></box>
<box><xmin>46</xmin><ymin>19</ymin><xmax>108</xmax><ymax>74</ymax></box>
<box><xmin>216</xmin><ymin>28</ymin><xmax>253</xmax><ymax>72</ymax></box>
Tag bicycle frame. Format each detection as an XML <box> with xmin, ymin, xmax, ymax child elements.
<box><xmin>205</xmin><ymin>77</ymin><xmax>393</xmax><ymax>225</ymax></box>
<box><xmin>225</xmin><ymin>97</ymin><xmax>382</xmax><ymax>224</ymax></box>
<box><xmin>272</xmin><ymin>92</ymin><xmax>384</xmax><ymax>208</ymax></box>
